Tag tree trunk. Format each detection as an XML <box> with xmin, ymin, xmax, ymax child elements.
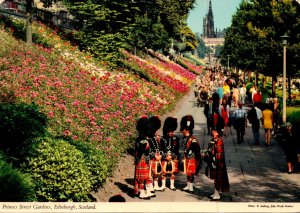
<box><xmin>255</xmin><ymin>72</ymin><xmax>259</xmax><ymax>86</ymax></box>
<box><xmin>288</xmin><ymin>75</ymin><xmax>291</xmax><ymax>102</ymax></box>
<box><xmin>26</xmin><ymin>0</ymin><xmax>33</xmax><ymax>45</ymax></box>
<box><xmin>262</xmin><ymin>76</ymin><xmax>266</xmax><ymax>89</ymax></box>
<box><xmin>248</xmin><ymin>71</ymin><xmax>252</xmax><ymax>82</ymax></box>
<box><xmin>272</xmin><ymin>75</ymin><xmax>276</xmax><ymax>98</ymax></box>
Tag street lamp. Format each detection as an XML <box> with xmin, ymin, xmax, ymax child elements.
<box><xmin>281</xmin><ymin>34</ymin><xmax>289</xmax><ymax>124</ymax></box>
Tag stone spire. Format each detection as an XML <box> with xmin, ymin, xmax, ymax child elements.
<box><xmin>203</xmin><ymin>0</ymin><xmax>216</xmax><ymax>38</ymax></box>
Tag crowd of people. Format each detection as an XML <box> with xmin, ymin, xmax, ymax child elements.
<box><xmin>133</xmin><ymin>68</ymin><xmax>299</xmax><ymax>201</ymax></box>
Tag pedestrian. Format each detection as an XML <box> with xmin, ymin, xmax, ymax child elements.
<box><xmin>223</xmin><ymin>82</ymin><xmax>231</xmax><ymax>97</ymax></box>
<box><xmin>180</xmin><ymin>115</ymin><xmax>201</xmax><ymax>194</ymax></box>
<box><xmin>161</xmin><ymin>117</ymin><xmax>180</xmax><ymax>191</ymax></box>
<box><xmin>253</xmin><ymin>89</ymin><xmax>263</xmax><ymax>108</ymax></box>
<box><xmin>210</xmin><ymin>130</ymin><xmax>229</xmax><ymax>200</ymax></box>
<box><xmin>233</xmin><ymin>102</ymin><xmax>247</xmax><ymax>144</ymax></box>
<box><xmin>212</xmin><ymin>108</ymin><xmax>224</xmax><ymax>135</ymax></box>
<box><xmin>283</xmin><ymin>122</ymin><xmax>298</xmax><ymax>174</ymax></box>
<box><xmin>232</xmin><ymin>85</ymin><xmax>240</xmax><ymax>108</ymax></box>
<box><xmin>247</xmin><ymin>103</ymin><xmax>262</xmax><ymax>145</ymax></box>
<box><xmin>262</xmin><ymin>104</ymin><xmax>273</xmax><ymax>146</ymax></box>
<box><xmin>239</xmin><ymin>83</ymin><xmax>247</xmax><ymax>104</ymax></box>
<box><xmin>217</xmin><ymin>83</ymin><xmax>224</xmax><ymax>105</ymax></box>
<box><xmin>204</xmin><ymin>97</ymin><xmax>214</xmax><ymax>135</ymax></box>
<box><xmin>212</xmin><ymin>88</ymin><xmax>220</xmax><ymax>112</ymax></box>
<box><xmin>220</xmin><ymin>100</ymin><xmax>230</xmax><ymax>137</ymax></box>
<box><xmin>146</xmin><ymin>116</ymin><xmax>164</xmax><ymax>191</ymax></box>
<box><xmin>250</xmin><ymin>85</ymin><xmax>257</xmax><ymax>104</ymax></box>
<box><xmin>265</xmin><ymin>93</ymin><xmax>273</xmax><ymax>104</ymax></box>
<box><xmin>134</xmin><ymin>116</ymin><xmax>153</xmax><ymax>199</ymax></box>
<box><xmin>272</xmin><ymin>97</ymin><xmax>280</xmax><ymax>134</ymax></box>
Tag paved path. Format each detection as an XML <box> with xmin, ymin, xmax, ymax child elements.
<box><xmin>118</xmin><ymin>90</ymin><xmax>300</xmax><ymax>203</ymax></box>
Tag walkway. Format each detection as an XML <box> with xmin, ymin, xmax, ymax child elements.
<box><xmin>96</xmin><ymin>89</ymin><xmax>300</xmax><ymax>204</ymax></box>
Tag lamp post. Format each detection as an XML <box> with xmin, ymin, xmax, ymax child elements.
<box><xmin>281</xmin><ymin>34</ymin><xmax>289</xmax><ymax>124</ymax></box>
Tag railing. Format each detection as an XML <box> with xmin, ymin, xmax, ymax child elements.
<box><xmin>0</xmin><ymin>0</ymin><xmax>77</xmax><ymax>30</ymax></box>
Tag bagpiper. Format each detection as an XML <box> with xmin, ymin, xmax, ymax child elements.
<box><xmin>134</xmin><ymin>115</ymin><xmax>155</xmax><ymax>199</ymax></box>
<box><xmin>180</xmin><ymin>115</ymin><xmax>201</xmax><ymax>193</ymax></box>
<box><xmin>210</xmin><ymin>130</ymin><xmax>229</xmax><ymax>200</ymax></box>
<box><xmin>161</xmin><ymin>117</ymin><xmax>180</xmax><ymax>191</ymax></box>
<box><xmin>146</xmin><ymin>116</ymin><xmax>165</xmax><ymax>192</ymax></box>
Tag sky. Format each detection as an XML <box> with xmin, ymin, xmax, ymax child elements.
<box><xmin>187</xmin><ymin>0</ymin><xmax>242</xmax><ymax>34</ymax></box>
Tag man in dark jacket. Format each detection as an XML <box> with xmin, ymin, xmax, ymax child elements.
<box><xmin>212</xmin><ymin>89</ymin><xmax>220</xmax><ymax>112</ymax></box>
<box><xmin>248</xmin><ymin>103</ymin><xmax>262</xmax><ymax>145</ymax></box>
<box><xmin>204</xmin><ymin>97</ymin><xmax>214</xmax><ymax>135</ymax></box>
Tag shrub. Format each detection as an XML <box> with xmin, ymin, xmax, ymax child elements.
<box><xmin>287</xmin><ymin>107</ymin><xmax>300</xmax><ymax>130</ymax></box>
<box><xmin>67</xmin><ymin>139</ymin><xmax>113</xmax><ymax>192</ymax></box>
<box><xmin>0</xmin><ymin>103</ymin><xmax>48</xmax><ymax>160</ymax></box>
<box><xmin>23</xmin><ymin>136</ymin><xmax>93</xmax><ymax>201</ymax></box>
<box><xmin>0</xmin><ymin>152</ymin><xmax>36</xmax><ymax>201</ymax></box>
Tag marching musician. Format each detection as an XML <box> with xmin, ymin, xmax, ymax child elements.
<box><xmin>161</xmin><ymin>117</ymin><xmax>180</xmax><ymax>191</ymax></box>
<box><xmin>134</xmin><ymin>116</ymin><xmax>155</xmax><ymax>199</ymax></box>
<box><xmin>147</xmin><ymin>116</ymin><xmax>165</xmax><ymax>192</ymax></box>
<box><xmin>180</xmin><ymin>115</ymin><xmax>201</xmax><ymax>194</ymax></box>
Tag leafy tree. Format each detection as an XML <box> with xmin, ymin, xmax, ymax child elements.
<box><xmin>214</xmin><ymin>45</ymin><xmax>223</xmax><ymax>58</ymax></box>
<box><xmin>195</xmin><ymin>33</ymin><xmax>206</xmax><ymax>58</ymax></box>
<box><xmin>180</xmin><ymin>25</ymin><xmax>198</xmax><ymax>53</ymax></box>
<box><xmin>127</xmin><ymin>14</ymin><xmax>170</xmax><ymax>52</ymax></box>
<box><xmin>221</xmin><ymin>0</ymin><xmax>300</xmax><ymax>83</ymax></box>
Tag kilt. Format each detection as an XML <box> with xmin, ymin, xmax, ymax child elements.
<box><xmin>135</xmin><ymin>157</ymin><xmax>150</xmax><ymax>181</ymax></box>
<box><xmin>185</xmin><ymin>158</ymin><xmax>197</xmax><ymax>176</ymax></box>
<box><xmin>213</xmin><ymin>163</ymin><xmax>229</xmax><ymax>192</ymax></box>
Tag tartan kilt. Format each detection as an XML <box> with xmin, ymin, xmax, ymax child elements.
<box><xmin>186</xmin><ymin>158</ymin><xmax>197</xmax><ymax>176</ymax></box>
<box><xmin>135</xmin><ymin>157</ymin><xmax>150</xmax><ymax>181</ymax></box>
<box><xmin>213</xmin><ymin>164</ymin><xmax>230</xmax><ymax>192</ymax></box>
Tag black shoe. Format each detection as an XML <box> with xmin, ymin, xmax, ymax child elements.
<box><xmin>211</xmin><ymin>197</ymin><xmax>221</xmax><ymax>201</ymax></box>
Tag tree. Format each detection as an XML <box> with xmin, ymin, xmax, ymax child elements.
<box><xmin>221</xmin><ymin>0</ymin><xmax>300</xmax><ymax>94</ymax></box>
<box><xmin>63</xmin><ymin>0</ymin><xmax>197</xmax><ymax>63</ymax></box>
<box><xmin>25</xmin><ymin>0</ymin><xmax>56</xmax><ymax>45</ymax></box>
<box><xmin>195</xmin><ymin>33</ymin><xmax>206</xmax><ymax>58</ymax></box>
<box><xmin>127</xmin><ymin>14</ymin><xmax>170</xmax><ymax>52</ymax></box>
<box><xmin>180</xmin><ymin>25</ymin><xmax>198</xmax><ymax>53</ymax></box>
<box><xmin>214</xmin><ymin>45</ymin><xmax>223</xmax><ymax>58</ymax></box>
<box><xmin>25</xmin><ymin>0</ymin><xmax>33</xmax><ymax>45</ymax></box>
